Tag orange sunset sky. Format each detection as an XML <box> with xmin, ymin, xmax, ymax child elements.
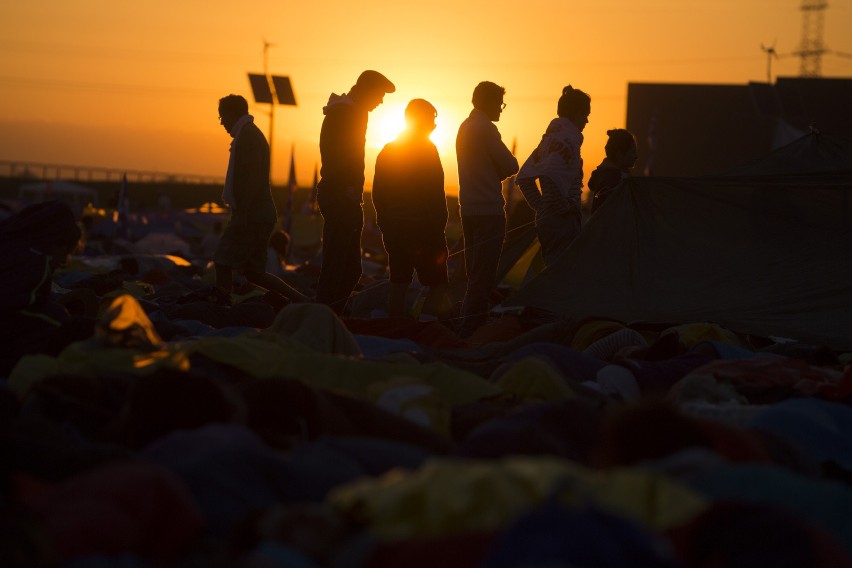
<box><xmin>1</xmin><ymin>0</ymin><xmax>851</xmax><ymax>196</ymax></box>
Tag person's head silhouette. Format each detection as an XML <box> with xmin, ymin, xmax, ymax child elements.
<box><xmin>404</xmin><ymin>98</ymin><xmax>437</xmax><ymax>136</ymax></box>
<box><xmin>605</xmin><ymin>128</ymin><xmax>638</xmax><ymax>170</ymax></box>
<box><xmin>557</xmin><ymin>85</ymin><xmax>591</xmax><ymax>132</ymax></box>
<box><xmin>350</xmin><ymin>70</ymin><xmax>395</xmax><ymax>111</ymax></box>
<box><xmin>472</xmin><ymin>81</ymin><xmax>507</xmax><ymax>122</ymax></box>
<box><xmin>218</xmin><ymin>94</ymin><xmax>249</xmax><ymax>135</ymax></box>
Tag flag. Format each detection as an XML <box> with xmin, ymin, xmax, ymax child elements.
<box><xmin>117</xmin><ymin>173</ymin><xmax>130</xmax><ymax>240</ymax></box>
<box><xmin>309</xmin><ymin>163</ymin><xmax>319</xmax><ymax>216</ymax></box>
<box><xmin>285</xmin><ymin>145</ymin><xmax>296</xmax><ymax>235</ymax></box>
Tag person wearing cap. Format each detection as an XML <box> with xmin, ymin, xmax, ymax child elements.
<box><xmin>372</xmin><ymin>98</ymin><xmax>452</xmax><ymax>319</ymax></box>
<box><xmin>315</xmin><ymin>70</ymin><xmax>395</xmax><ymax>315</ymax></box>
<box><xmin>456</xmin><ymin>81</ymin><xmax>519</xmax><ymax>338</ymax></box>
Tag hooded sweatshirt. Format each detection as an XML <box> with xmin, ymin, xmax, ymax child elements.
<box><xmin>317</xmin><ymin>93</ymin><xmax>369</xmax><ymax>202</ymax></box>
<box><xmin>517</xmin><ymin>117</ymin><xmax>584</xmax><ymax>207</ymax></box>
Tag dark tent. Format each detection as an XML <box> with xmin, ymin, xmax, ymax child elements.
<box><xmin>507</xmin><ymin>133</ymin><xmax>852</xmax><ymax>350</ymax></box>
<box><xmin>719</xmin><ymin>131</ymin><xmax>852</xmax><ymax>176</ymax></box>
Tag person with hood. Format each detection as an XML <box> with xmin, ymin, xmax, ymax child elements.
<box><xmin>589</xmin><ymin>128</ymin><xmax>638</xmax><ymax>214</ymax></box>
<box><xmin>372</xmin><ymin>98</ymin><xmax>452</xmax><ymax>319</ymax></box>
<box><xmin>315</xmin><ymin>70</ymin><xmax>396</xmax><ymax>315</ymax></box>
<box><xmin>516</xmin><ymin>85</ymin><xmax>591</xmax><ymax>267</ymax></box>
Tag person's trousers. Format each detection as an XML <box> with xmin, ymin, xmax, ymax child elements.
<box><xmin>536</xmin><ymin>207</ymin><xmax>581</xmax><ymax>267</ymax></box>
<box><xmin>530</xmin><ymin>176</ymin><xmax>582</xmax><ymax>267</ymax></box>
<box><xmin>459</xmin><ymin>214</ymin><xmax>505</xmax><ymax>336</ymax></box>
<box><xmin>316</xmin><ymin>197</ymin><xmax>364</xmax><ymax>314</ymax></box>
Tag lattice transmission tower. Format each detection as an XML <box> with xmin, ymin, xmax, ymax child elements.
<box><xmin>797</xmin><ymin>0</ymin><xmax>828</xmax><ymax>77</ymax></box>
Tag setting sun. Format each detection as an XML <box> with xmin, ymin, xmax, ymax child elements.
<box><xmin>366</xmin><ymin>101</ymin><xmax>453</xmax><ymax>155</ymax></box>
<box><xmin>365</xmin><ymin>103</ymin><xmax>407</xmax><ymax>150</ymax></box>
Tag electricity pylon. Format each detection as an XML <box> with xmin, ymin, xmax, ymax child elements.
<box><xmin>797</xmin><ymin>0</ymin><xmax>828</xmax><ymax>77</ymax></box>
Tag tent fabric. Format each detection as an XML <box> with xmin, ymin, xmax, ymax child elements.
<box><xmin>18</xmin><ymin>180</ymin><xmax>99</xmax><ymax>216</ymax></box>
<box><xmin>267</xmin><ymin>302</ymin><xmax>362</xmax><ymax>356</ymax></box>
<box><xmin>8</xmin><ymin>175</ymin><xmax>852</xmax><ymax>567</ymax></box>
<box><xmin>719</xmin><ymin>131</ymin><xmax>852</xmax><ymax>176</ymax></box>
<box><xmin>667</xmin><ymin>501</ymin><xmax>852</xmax><ymax>568</ymax></box>
<box><xmin>680</xmin><ymin>463</ymin><xmax>852</xmax><ymax>554</ymax></box>
<box><xmin>327</xmin><ymin>456</ymin><xmax>707</xmax><ymax>541</ymax></box>
<box><xmin>495</xmin><ymin>224</ymin><xmax>538</xmax><ymax>286</ymax></box>
<box><xmin>482</xmin><ymin>502</ymin><xmax>678</xmax><ymax>568</ymax></box>
<box><xmin>18</xmin><ymin>460</ymin><xmax>203</xmax><ymax>562</ymax></box>
<box><xmin>507</xmin><ymin>170</ymin><xmax>852</xmax><ymax>350</ymax></box>
<box><xmin>747</xmin><ymin>398</ymin><xmax>852</xmax><ymax>470</ymax></box>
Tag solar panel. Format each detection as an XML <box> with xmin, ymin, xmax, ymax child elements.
<box><xmin>271</xmin><ymin>76</ymin><xmax>296</xmax><ymax>105</ymax></box>
<box><xmin>247</xmin><ymin>74</ymin><xmax>274</xmax><ymax>104</ymax></box>
<box><xmin>247</xmin><ymin>73</ymin><xmax>296</xmax><ymax>105</ymax></box>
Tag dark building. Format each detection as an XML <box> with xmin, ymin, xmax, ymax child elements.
<box><xmin>625</xmin><ymin>77</ymin><xmax>852</xmax><ymax>177</ymax></box>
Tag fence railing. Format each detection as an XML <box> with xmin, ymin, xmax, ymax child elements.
<box><xmin>0</xmin><ymin>160</ymin><xmax>223</xmax><ymax>185</ymax></box>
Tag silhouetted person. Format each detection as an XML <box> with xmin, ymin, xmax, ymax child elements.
<box><xmin>266</xmin><ymin>229</ymin><xmax>291</xmax><ymax>277</ymax></box>
<box><xmin>199</xmin><ymin>221</ymin><xmax>222</xmax><ymax>259</ymax></box>
<box><xmin>213</xmin><ymin>94</ymin><xmax>307</xmax><ymax>305</ymax></box>
<box><xmin>316</xmin><ymin>70</ymin><xmax>396</xmax><ymax>315</ymax></box>
<box><xmin>0</xmin><ymin>200</ymin><xmax>88</xmax><ymax>374</ymax></box>
<box><xmin>157</xmin><ymin>191</ymin><xmax>172</xmax><ymax>212</ymax></box>
<box><xmin>372</xmin><ymin>99</ymin><xmax>452</xmax><ymax>319</ymax></box>
<box><xmin>589</xmin><ymin>128</ymin><xmax>638</xmax><ymax>214</ymax></box>
<box><xmin>516</xmin><ymin>85</ymin><xmax>591</xmax><ymax>267</ymax></box>
<box><xmin>456</xmin><ymin>81</ymin><xmax>519</xmax><ymax>337</ymax></box>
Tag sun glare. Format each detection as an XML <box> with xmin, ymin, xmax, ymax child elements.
<box><xmin>366</xmin><ymin>102</ymin><xmax>454</xmax><ymax>155</ymax></box>
<box><xmin>430</xmin><ymin>122</ymin><xmax>453</xmax><ymax>155</ymax></box>
<box><xmin>366</xmin><ymin>104</ymin><xmax>407</xmax><ymax>150</ymax></box>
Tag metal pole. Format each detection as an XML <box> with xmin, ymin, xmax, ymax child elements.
<box><xmin>263</xmin><ymin>40</ymin><xmax>277</xmax><ymax>184</ymax></box>
<box><xmin>761</xmin><ymin>43</ymin><xmax>777</xmax><ymax>84</ymax></box>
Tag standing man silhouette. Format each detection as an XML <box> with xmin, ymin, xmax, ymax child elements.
<box><xmin>214</xmin><ymin>94</ymin><xmax>307</xmax><ymax>305</ymax></box>
<box><xmin>456</xmin><ymin>81</ymin><xmax>519</xmax><ymax>337</ymax></box>
<box><xmin>316</xmin><ymin>70</ymin><xmax>395</xmax><ymax>314</ymax></box>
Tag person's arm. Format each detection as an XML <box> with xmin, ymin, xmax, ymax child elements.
<box><xmin>371</xmin><ymin>145</ymin><xmax>391</xmax><ymax>218</ymax></box>
<box><xmin>319</xmin><ymin>112</ymin><xmax>345</xmax><ymax>189</ymax></box>
<box><xmin>426</xmin><ymin>147</ymin><xmax>448</xmax><ymax>230</ymax></box>
<box><xmin>539</xmin><ymin>176</ymin><xmax>573</xmax><ymax>215</ymax></box>
<box><xmin>319</xmin><ymin>108</ymin><xmax>365</xmax><ymax>201</ymax></box>
<box><xmin>231</xmin><ymin>131</ymin><xmax>266</xmax><ymax>216</ymax></box>
<box><xmin>517</xmin><ymin>178</ymin><xmax>543</xmax><ymax>212</ymax></box>
<box><xmin>487</xmin><ymin>124</ymin><xmax>519</xmax><ymax>181</ymax></box>
<box><xmin>2</xmin><ymin>246</ymin><xmax>52</xmax><ymax>313</ymax></box>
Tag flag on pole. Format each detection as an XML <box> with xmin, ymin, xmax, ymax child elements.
<box><xmin>117</xmin><ymin>173</ymin><xmax>130</xmax><ymax>240</ymax></box>
<box><xmin>309</xmin><ymin>163</ymin><xmax>319</xmax><ymax>216</ymax></box>
<box><xmin>285</xmin><ymin>145</ymin><xmax>296</xmax><ymax>235</ymax></box>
